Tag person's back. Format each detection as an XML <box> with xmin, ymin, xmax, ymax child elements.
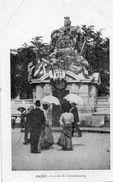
<box><xmin>30</xmin><ymin>107</ymin><xmax>45</xmax><ymax>129</ymax></box>
<box><xmin>60</xmin><ymin>112</ymin><xmax>74</xmax><ymax>125</ymax></box>
<box><xmin>57</xmin><ymin>100</ymin><xmax>74</xmax><ymax>151</ymax></box>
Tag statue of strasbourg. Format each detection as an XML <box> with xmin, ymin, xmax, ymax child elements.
<box><xmin>28</xmin><ymin>17</ymin><xmax>90</xmax><ymax>81</ymax></box>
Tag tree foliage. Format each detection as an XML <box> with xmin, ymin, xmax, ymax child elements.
<box><xmin>11</xmin><ymin>36</ymin><xmax>50</xmax><ymax>99</ymax></box>
<box><xmin>11</xmin><ymin>45</ymin><xmax>36</xmax><ymax>99</ymax></box>
<box><xmin>80</xmin><ymin>25</ymin><xmax>109</xmax><ymax>95</ymax></box>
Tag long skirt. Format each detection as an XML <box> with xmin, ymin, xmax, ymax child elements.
<box><xmin>39</xmin><ymin>125</ymin><xmax>54</xmax><ymax>149</ymax></box>
<box><xmin>57</xmin><ymin>123</ymin><xmax>72</xmax><ymax>150</ymax></box>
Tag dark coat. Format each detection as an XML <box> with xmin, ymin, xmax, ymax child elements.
<box><xmin>29</xmin><ymin>107</ymin><xmax>46</xmax><ymax>143</ymax></box>
<box><xmin>70</xmin><ymin>106</ymin><xmax>79</xmax><ymax>123</ymax></box>
<box><xmin>29</xmin><ymin>107</ymin><xmax>46</xmax><ymax>130</ymax></box>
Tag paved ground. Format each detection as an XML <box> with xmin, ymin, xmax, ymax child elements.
<box><xmin>12</xmin><ymin>128</ymin><xmax>110</xmax><ymax>170</ymax></box>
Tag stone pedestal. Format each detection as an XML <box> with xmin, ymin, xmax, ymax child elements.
<box><xmin>36</xmin><ymin>85</ymin><xmax>44</xmax><ymax>100</ymax></box>
<box><xmin>88</xmin><ymin>85</ymin><xmax>97</xmax><ymax>110</ymax></box>
<box><xmin>70</xmin><ymin>84</ymin><xmax>79</xmax><ymax>94</ymax></box>
<box><xmin>92</xmin><ymin>115</ymin><xmax>105</xmax><ymax>127</ymax></box>
<box><xmin>66</xmin><ymin>83</ymin><xmax>98</xmax><ymax>126</ymax></box>
<box><xmin>78</xmin><ymin>106</ymin><xmax>93</xmax><ymax>126</ymax></box>
<box><xmin>30</xmin><ymin>18</ymin><xmax>101</xmax><ymax>127</ymax></box>
<box><xmin>44</xmin><ymin>84</ymin><xmax>52</xmax><ymax>96</ymax></box>
<box><xmin>79</xmin><ymin>84</ymin><xmax>89</xmax><ymax>105</ymax></box>
<box><xmin>31</xmin><ymin>73</ymin><xmax>99</xmax><ymax>127</ymax></box>
<box><xmin>33</xmin><ymin>87</ymin><xmax>36</xmax><ymax>101</ymax></box>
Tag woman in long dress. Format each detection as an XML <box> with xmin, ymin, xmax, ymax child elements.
<box><xmin>39</xmin><ymin>104</ymin><xmax>54</xmax><ymax>149</ymax></box>
<box><xmin>57</xmin><ymin>100</ymin><xmax>74</xmax><ymax>151</ymax></box>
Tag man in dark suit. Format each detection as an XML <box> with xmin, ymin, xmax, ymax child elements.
<box><xmin>70</xmin><ymin>103</ymin><xmax>82</xmax><ymax>137</ymax></box>
<box><xmin>29</xmin><ymin>100</ymin><xmax>46</xmax><ymax>153</ymax></box>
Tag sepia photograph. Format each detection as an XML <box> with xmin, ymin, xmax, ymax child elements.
<box><xmin>1</xmin><ymin>0</ymin><xmax>113</xmax><ymax>181</ymax></box>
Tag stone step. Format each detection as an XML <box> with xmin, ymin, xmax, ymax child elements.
<box><xmin>98</xmin><ymin>96</ymin><xmax>109</xmax><ymax>99</ymax></box>
<box><xmin>96</xmin><ymin>107</ymin><xmax>110</xmax><ymax>111</ymax></box>
<box><xmin>104</xmin><ymin>122</ymin><xmax>110</xmax><ymax>127</ymax></box>
<box><xmin>97</xmin><ymin>102</ymin><xmax>109</xmax><ymax>105</ymax></box>
<box><xmin>97</xmin><ymin>107</ymin><xmax>110</xmax><ymax>109</ymax></box>
<box><xmin>98</xmin><ymin>98</ymin><xmax>109</xmax><ymax>101</ymax></box>
<box><xmin>93</xmin><ymin>111</ymin><xmax>110</xmax><ymax>115</ymax></box>
<box><xmin>97</xmin><ymin>97</ymin><xmax>109</xmax><ymax>103</ymax></box>
<box><xmin>97</xmin><ymin>99</ymin><xmax>109</xmax><ymax>102</ymax></box>
<box><xmin>97</xmin><ymin>105</ymin><xmax>110</xmax><ymax>108</ymax></box>
<box><xmin>97</xmin><ymin>98</ymin><xmax>110</xmax><ymax>109</ymax></box>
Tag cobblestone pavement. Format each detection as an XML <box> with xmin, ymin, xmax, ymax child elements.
<box><xmin>12</xmin><ymin>129</ymin><xmax>110</xmax><ymax>170</ymax></box>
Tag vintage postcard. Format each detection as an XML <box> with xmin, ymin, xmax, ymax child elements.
<box><xmin>1</xmin><ymin>0</ymin><xmax>113</xmax><ymax>181</ymax></box>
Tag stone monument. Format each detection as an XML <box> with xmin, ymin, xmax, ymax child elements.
<box><xmin>28</xmin><ymin>17</ymin><xmax>101</xmax><ymax>126</ymax></box>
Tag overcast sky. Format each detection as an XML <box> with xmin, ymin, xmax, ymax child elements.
<box><xmin>0</xmin><ymin>0</ymin><xmax>113</xmax><ymax>48</ymax></box>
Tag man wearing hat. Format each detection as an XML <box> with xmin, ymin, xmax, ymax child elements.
<box><xmin>29</xmin><ymin>100</ymin><xmax>46</xmax><ymax>153</ymax></box>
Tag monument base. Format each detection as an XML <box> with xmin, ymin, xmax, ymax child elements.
<box><xmin>31</xmin><ymin>73</ymin><xmax>99</xmax><ymax>127</ymax></box>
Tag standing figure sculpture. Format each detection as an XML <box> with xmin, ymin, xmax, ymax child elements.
<box><xmin>28</xmin><ymin>17</ymin><xmax>91</xmax><ymax>81</ymax></box>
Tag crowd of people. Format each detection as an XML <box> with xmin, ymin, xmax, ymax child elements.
<box><xmin>13</xmin><ymin>99</ymin><xmax>82</xmax><ymax>153</ymax></box>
